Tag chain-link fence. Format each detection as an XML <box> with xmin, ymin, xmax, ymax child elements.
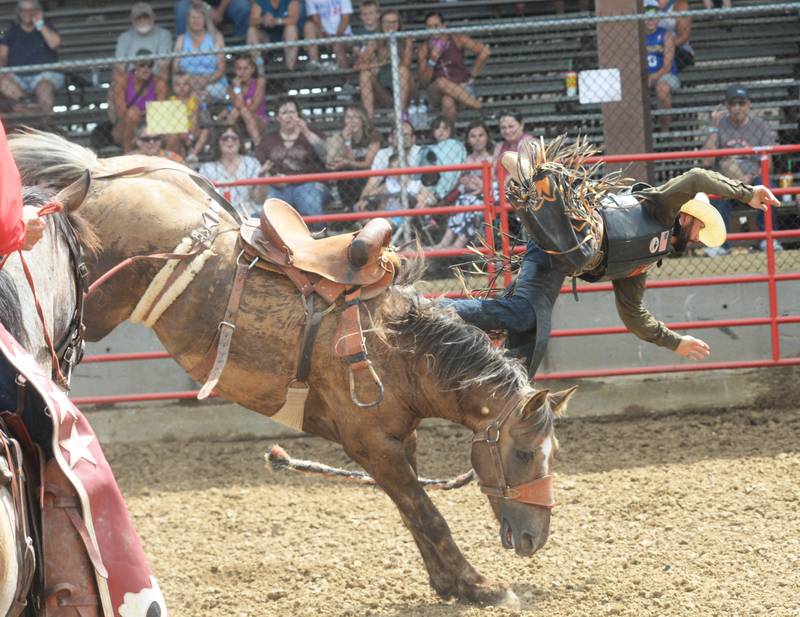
<box><xmin>1</xmin><ymin>1</ymin><xmax>798</xmax><ymax>294</ymax></box>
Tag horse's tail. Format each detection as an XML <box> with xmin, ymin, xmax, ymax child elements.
<box><xmin>8</xmin><ymin>128</ymin><xmax>97</xmax><ymax>189</ymax></box>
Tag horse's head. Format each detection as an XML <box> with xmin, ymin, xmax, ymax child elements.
<box><xmin>470</xmin><ymin>386</ymin><xmax>576</xmax><ymax>556</ymax></box>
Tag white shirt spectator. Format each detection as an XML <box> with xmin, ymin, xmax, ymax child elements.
<box><xmin>371</xmin><ymin>144</ymin><xmax>421</xmax><ymax>171</ymax></box>
<box><xmin>305</xmin><ymin>0</ymin><xmax>353</xmax><ymax>35</ymax></box>
<box><xmin>199</xmin><ymin>156</ymin><xmax>262</xmax><ymax>216</ymax></box>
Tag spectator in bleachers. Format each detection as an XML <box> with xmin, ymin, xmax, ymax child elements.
<box><xmin>109</xmin><ymin>49</ymin><xmax>167</xmax><ymax>154</ymax></box>
<box><xmin>355</xmin><ymin>9</ymin><xmax>413</xmax><ymax>120</ymax></box>
<box><xmin>254</xmin><ymin>97</ymin><xmax>329</xmax><ymax>219</ymax></box>
<box><xmin>358</xmin><ymin>151</ymin><xmax>434</xmax><ymax>229</ymax></box>
<box><xmin>246</xmin><ymin>0</ymin><xmax>303</xmax><ymax>73</ymax></box>
<box><xmin>352</xmin><ymin>0</ymin><xmax>380</xmax><ymax>43</ymax></box>
<box><xmin>656</xmin><ymin>0</ymin><xmax>694</xmax><ymax>72</ymax></box>
<box><xmin>325</xmin><ymin>104</ymin><xmax>381</xmax><ymax>210</ymax></box>
<box><xmin>164</xmin><ymin>70</ymin><xmax>209</xmax><ymax>164</ymax></box>
<box><xmin>354</xmin><ymin>119</ymin><xmax>422</xmax><ymax>213</ymax></box>
<box><xmin>430</xmin><ymin>119</ymin><xmax>494</xmax><ymax>251</ymax></box>
<box><xmin>416</xmin><ymin>12</ymin><xmax>489</xmax><ymax>123</ymax></box>
<box><xmin>0</xmin><ymin>0</ymin><xmax>62</xmax><ymax>117</ymax></box>
<box><xmin>200</xmin><ymin>126</ymin><xmax>263</xmax><ymax>216</ymax></box>
<box><xmin>114</xmin><ymin>3</ymin><xmax>172</xmax><ymax>83</ymax></box>
<box><xmin>644</xmin><ymin>0</ymin><xmax>678</xmax><ymax>131</ymax></box>
<box><xmin>176</xmin><ymin>0</ymin><xmax>251</xmax><ymax>39</ymax></box>
<box><xmin>304</xmin><ymin>0</ymin><xmax>353</xmax><ymax>70</ymax></box>
<box><xmin>417</xmin><ymin>115</ymin><xmax>467</xmax><ymax>205</ymax></box>
<box><xmin>702</xmin><ymin>84</ymin><xmax>780</xmax><ymax>255</ymax></box>
<box><xmin>493</xmin><ymin>110</ymin><xmax>534</xmax><ymax>178</ymax></box>
<box><xmin>172</xmin><ymin>2</ymin><xmax>229</xmax><ymax>102</ymax></box>
<box><xmin>219</xmin><ymin>55</ymin><xmax>268</xmax><ymax>148</ymax></box>
<box><xmin>132</xmin><ymin>123</ymin><xmax>184</xmax><ymax>163</ymax></box>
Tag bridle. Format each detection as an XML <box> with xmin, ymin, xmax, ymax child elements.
<box><xmin>471</xmin><ymin>392</ymin><xmax>555</xmax><ymax>510</ymax></box>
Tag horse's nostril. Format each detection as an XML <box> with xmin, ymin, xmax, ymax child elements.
<box><xmin>519</xmin><ymin>532</ymin><xmax>535</xmax><ymax>554</ymax></box>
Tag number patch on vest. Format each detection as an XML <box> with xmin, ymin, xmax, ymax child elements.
<box><xmin>649</xmin><ymin>231</ymin><xmax>670</xmax><ymax>253</ymax></box>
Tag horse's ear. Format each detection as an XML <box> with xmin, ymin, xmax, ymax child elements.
<box><xmin>54</xmin><ymin>169</ymin><xmax>91</xmax><ymax>213</ymax></box>
<box><xmin>521</xmin><ymin>389</ymin><xmax>550</xmax><ymax>418</ymax></box>
<box><xmin>548</xmin><ymin>385</ymin><xmax>578</xmax><ymax>417</ymax></box>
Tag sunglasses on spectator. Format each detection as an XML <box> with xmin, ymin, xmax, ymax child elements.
<box><xmin>220</xmin><ymin>134</ymin><xmax>240</xmax><ymax>142</ymax></box>
<box><xmin>139</xmin><ymin>135</ymin><xmax>160</xmax><ymax>143</ymax></box>
<box><xmin>137</xmin><ymin>62</ymin><xmax>154</xmax><ymax>69</ymax></box>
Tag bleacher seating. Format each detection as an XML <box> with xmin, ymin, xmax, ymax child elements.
<box><xmin>0</xmin><ymin>0</ymin><xmax>797</xmax><ymax>191</ymax></box>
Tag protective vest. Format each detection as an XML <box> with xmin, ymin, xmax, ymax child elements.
<box><xmin>580</xmin><ymin>191</ymin><xmax>673</xmax><ymax>282</ymax></box>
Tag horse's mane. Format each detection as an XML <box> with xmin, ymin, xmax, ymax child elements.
<box><xmin>0</xmin><ymin>271</ymin><xmax>28</xmax><ymax>349</ymax></box>
<box><xmin>379</xmin><ymin>284</ymin><xmax>529</xmax><ymax>399</ymax></box>
<box><xmin>9</xmin><ymin>128</ymin><xmax>97</xmax><ymax>189</ymax></box>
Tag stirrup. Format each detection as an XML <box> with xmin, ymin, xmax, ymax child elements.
<box><xmin>348</xmin><ymin>359</ymin><xmax>384</xmax><ymax>408</ymax></box>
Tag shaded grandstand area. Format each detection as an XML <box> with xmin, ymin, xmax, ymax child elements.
<box><xmin>0</xmin><ymin>0</ymin><xmax>797</xmax><ymax>189</ymax></box>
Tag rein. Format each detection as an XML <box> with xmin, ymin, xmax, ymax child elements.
<box><xmin>471</xmin><ymin>393</ymin><xmax>555</xmax><ymax>510</ymax></box>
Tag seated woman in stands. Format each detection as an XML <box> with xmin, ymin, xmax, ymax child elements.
<box><xmin>172</xmin><ymin>1</ymin><xmax>228</xmax><ymax>102</ymax></box>
<box><xmin>324</xmin><ymin>104</ymin><xmax>382</xmax><ymax>210</ymax></box>
<box><xmin>416</xmin><ymin>12</ymin><xmax>490</xmax><ymax>122</ymax></box>
<box><xmin>430</xmin><ymin>119</ymin><xmax>494</xmax><ymax>251</ymax></box>
<box><xmin>354</xmin><ymin>9</ymin><xmax>414</xmax><ymax>120</ymax></box>
<box><xmin>218</xmin><ymin>54</ymin><xmax>268</xmax><ymax>148</ymax></box>
<box><xmin>199</xmin><ymin>126</ymin><xmax>263</xmax><ymax>217</ymax></box>
<box><xmin>493</xmin><ymin>109</ymin><xmax>534</xmax><ymax>180</ymax></box>
<box><xmin>109</xmin><ymin>49</ymin><xmax>166</xmax><ymax>153</ymax></box>
<box><xmin>254</xmin><ymin>97</ymin><xmax>329</xmax><ymax>223</ymax></box>
<box><xmin>163</xmin><ymin>71</ymin><xmax>210</xmax><ymax>166</ymax></box>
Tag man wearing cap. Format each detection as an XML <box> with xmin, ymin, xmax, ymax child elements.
<box><xmin>442</xmin><ymin>140</ymin><xmax>779</xmax><ymax>376</ymax></box>
<box><xmin>114</xmin><ymin>2</ymin><xmax>172</xmax><ymax>82</ymax></box>
<box><xmin>702</xmin><ymin>83</ymin><xmax>779</xmax><ymax>254</ymax></box>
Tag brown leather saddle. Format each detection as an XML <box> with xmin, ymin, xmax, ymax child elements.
<box><xmin>240</xmin><ymin>198</ymin><xmax>393</xmax><ymax>288</ymax></box>
<box><xmin>200</xmin><ymin>199</ymin><xmax>397</xmax><ymax>408</ymax></box>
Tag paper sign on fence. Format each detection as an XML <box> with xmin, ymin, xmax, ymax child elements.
<box><xmin>146</xmin><ymin>100</ymin><xmax>189</xmax><ymax>135</ymax></box>
<box><xmin>578</xmin><ymin>69</ymin><xmax>622</xmax><ymax>105</ymax></box>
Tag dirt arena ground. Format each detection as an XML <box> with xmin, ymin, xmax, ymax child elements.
<box><xmin>106</xmin><ymin>404</ymin><xmax>800</xmax><ymax>617</ymax></box>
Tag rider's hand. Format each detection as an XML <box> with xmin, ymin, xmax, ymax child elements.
<box><xmin>674</xmin><ymin>335</ymin><xmax>711</xmax><ymax>361</ymax></box>
<box><xmin>748</xmin><ymin>185</ymin><xmax>779</xmax><ymax>212</ymax></box>
<box><xmin>21</xmin><ymin>206</ymin><xmax>45</xmax><ymax>250</ymax></box>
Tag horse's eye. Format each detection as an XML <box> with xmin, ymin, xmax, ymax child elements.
<box><xmin>515</xmin><ymin>449</ymin><xmax>534</xmax><ymax>463</ymax></box>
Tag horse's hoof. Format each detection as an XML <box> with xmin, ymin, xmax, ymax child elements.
<box><xmin>496</xmin><ymin>588</ymin><xmax>520</xmax><ymax>609</ymax></box>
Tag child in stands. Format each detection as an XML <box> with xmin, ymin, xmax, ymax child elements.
<box><xmin>219</xmin><ymin>54</ymin><xmax>268</xmax><ymax>147</ymax></box>
<box><xmin>164</xmin><ymin>71</ymin><xmax>209</xmax><ymax>164</ymax></box>
<box><xmin>430</xmin><ymin>119</ymin><xmax>494</xmax><ymax>251</ymax></box>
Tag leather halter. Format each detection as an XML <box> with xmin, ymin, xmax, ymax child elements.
<box><xmin>471</xmin><ymin>393</ymin><xmax>555</xmax><ymax>509</ymax></box>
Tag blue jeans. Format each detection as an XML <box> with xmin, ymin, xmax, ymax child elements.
<box><xmin>441</xmin><ymin>243</ymin><xmax>565</xmax><ymax>368</ymax></box>
<box><xmin>0</xmin><ymin>354</ymin><xmax>53</xmax><ymax>457</ymax></box>
<box><xmin>268</xmin><ymin>182</ymin><xmax>330</xmax><ymax>229</ymax></box>
<box><xmin>175</xmin><ymin>0</ymin><xmax>251</xmax><ymax>37</ymax></box>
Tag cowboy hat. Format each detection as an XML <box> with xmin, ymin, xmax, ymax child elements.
<box><xmin>679</xmin><ymin>192</ymin><xmax>726</xmax><ymax>247</ymax></box>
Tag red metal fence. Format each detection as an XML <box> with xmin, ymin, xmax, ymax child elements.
<box><xmin>73</xmin><ymin>144</ymin><xmax>800</xmax><ymax>405</ymax></box>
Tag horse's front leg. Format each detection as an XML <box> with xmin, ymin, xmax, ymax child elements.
<box><xmin>342</xmin><ymin>434</ymin><xmax>518</xmax><ymax>607</ymax></box>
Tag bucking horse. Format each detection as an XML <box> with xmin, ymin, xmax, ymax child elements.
<box><xmin>7</xmin><ymin>130</ymin><xmax>576</xmax><ymax>608</ymax></box>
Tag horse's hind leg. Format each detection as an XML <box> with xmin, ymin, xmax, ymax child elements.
<box><xmin>342</xmin><ymin>433</ymin><xmax>516</xmax><ymax>606</ymax></box>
